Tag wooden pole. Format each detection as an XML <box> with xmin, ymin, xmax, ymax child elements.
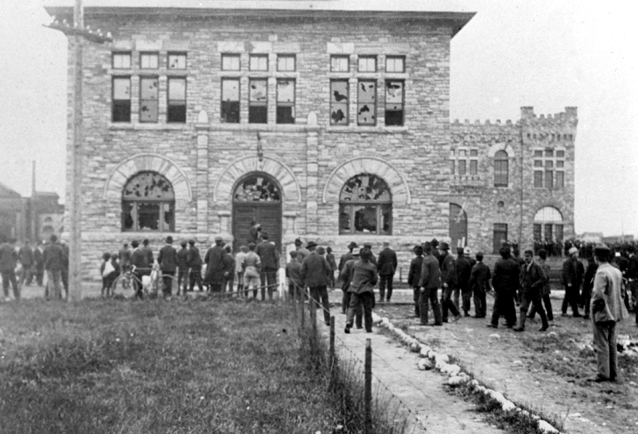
<box><xmin>329</xmin><ymin>315</ymin><xmax>335</xmax><ymax>366</ymax></box>
<box><xmin>364</xmin><ymin>338</ymin><xmax>372</xmax><ymax>434</ymax></box>
<box><xmin>300</xmin><ymin>287</ymin><xmax>305</xmax><ymax>331</ymax></box>
<box><xmin>68</xmin><ymin>0</ymin><xmax>84</xmax><ymax>302</ymax></box>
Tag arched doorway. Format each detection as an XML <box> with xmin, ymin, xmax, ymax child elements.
<box><xmin>232</xmin><ymin>172</ymin><xmax>282</xmax><ymax>253</ymax></box>
<box><xmin>449</xmin><ymin>203</ymin><xmax>468</xmax><ymax>249</ymax></box>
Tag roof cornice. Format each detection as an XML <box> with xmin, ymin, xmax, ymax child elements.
<box><xmin>44</xmin><ymin>7</ymin><xmax>475</xmax><ymax>37</ymax></box>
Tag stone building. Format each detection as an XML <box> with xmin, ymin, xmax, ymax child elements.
<box><xmin>44</xmin><ymin>1</ymin><xmax>576</xmax><ymax>280</ymax></box>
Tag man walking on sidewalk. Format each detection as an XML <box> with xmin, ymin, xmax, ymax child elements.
<box><xmin>345</xmin><ymin>248</ymin><xmax>378</xmax><ymax>333</ymax></box>
<box><xmin>418</xmin><ymin>242</ymin><xmax>442</xmax><ymax>326</ymax></box>
<box><xmin>377</xmin><ymin>241</ymin><xmax>397</xmax><ymax>302</ymax></box>
<box><xmin>487</xmin><ymin>245</ymin><xmax>519</xmax><ymax>329</ymax></box>
<box><xmin>301</xmin><ymin>241</ymin><xmax>331</xmax><ymax>325</ymax></box>
<box><xmin>440</xmin><ymin>242</ymin><xmax>461</xmax><ymax>323</ymax></box>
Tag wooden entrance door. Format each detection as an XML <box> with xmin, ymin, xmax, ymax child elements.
<box><xmin>232</xmin><ymin>173</ymin><xmax>282</xmax><ymax>253</ymax></box>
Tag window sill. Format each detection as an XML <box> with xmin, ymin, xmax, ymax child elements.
<box><xmin>326</xmin><ymin>125</ymin><xmax>409</xmax><ymax>134</ymax></box>
<box><xmin>209</xmin><ymin>123</ymin><xmax>316</xmax><ymax>133</ymax></box>
<box><xmin>109</xmin><ymin>123</ymin><xmax>188</xmax><ymax>130</ymax></box>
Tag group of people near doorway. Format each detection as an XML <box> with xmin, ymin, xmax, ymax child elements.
<box><xmin>0</xmin><ymin>234</ymin><xmax>69</xmax><ymax>301</ymax></box>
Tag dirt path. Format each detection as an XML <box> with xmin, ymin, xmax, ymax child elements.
<box><xmin>372</xmin><ymin>295</ymin><xmax>638</xmax><ymax>434</ymax></box>
<box><xmin>322</xmin><ymin>311</ymin><xmax>507</xmax><ymax>434</ymax></box>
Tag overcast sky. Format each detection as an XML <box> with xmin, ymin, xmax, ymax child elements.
<box><xmin>1</xmin><ymin>0</ymin><xmax>637</xmax><ymax>237</ymax></box>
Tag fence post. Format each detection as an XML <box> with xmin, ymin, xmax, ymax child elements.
<box><xmin>309</xmin><ymin>295</ymin><xmax>317</xmax><ymax>350</ymax></box>
<box><xmin>364</xmin><ymin>338</ymin><xmax>372</xmax><ymax>434</ymax></box>
<box><xmin>329</xmin><ymin>315</ymin><xmax>335</xmax><ymax>367</ymax></box>
<box><xmin>300</xmin><ymin>287</ymin><xmax>305</xmax><ymax>331</ymax></box>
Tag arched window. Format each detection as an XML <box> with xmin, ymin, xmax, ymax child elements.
<box><xmin>494</xmin><ymin>150</ymin><xmax>509</xmax><ymax>187</ymax></box>
<box><xmin>339</xmin><ymin>174</ymin><xmax>391</xmax><ymax>235</ymax></box>
<box><xmin>122</xmin><ymin>171</ymin><xmax>175</xmax><ymax>232</ymax></box>
<box><xmin>533</xmin><ymin>206</ymin><xmax>563</xmax><ymax>242</ymax></box>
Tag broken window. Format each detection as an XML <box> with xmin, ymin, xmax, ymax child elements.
<box><xmin>233</xmin><ymin>175</ymin><xmax>281</xmax><ymax>202</ymax></box>
<box><xmin>112</xmin><ymin>52</ymin><xmax>131</xmax><ymax>69</ymax></box>
<box><xmin>358</xmin><ymin>56</ymin><xmax>377</xmax><ymax>72</ymax></box>
<box><xmin>357</xmin><ymin>80</ymin><xmax>376</xmax><ymax>126</ymax></box>
<box><xmin>249</xmin><ymin>78</ymin><xmax>267</xmax><ymax>124</ymax></box>
<box><xmin>112</xmin><ymin>77</ymin><xmax>131</xmax><ymax>122</ymax></box>
<box><xmin>139</xmin><ymin>77</ymin><xmax>158</xmax><ymax>123</ymax></box>
<box><xmin>276</xmin><ymin>79</ymin><xmax>295</xmax><ymax>124</ymax></box>
<box><xmin>167</xmin><ymin>77</ymin><xmax>186</xmax><ymax>123</ymax></box>
<box><xmin>385</xmin><ymin>56</ymin><xmax>405</xmax><ymax>73</ymax></box>
<box><xmin>277</xmin><ymin>54</ymin><xmax>296</xmax><ymax>71</ymax></box>
<box><xmin>494</xmin><ymin>150</ymin><xmax>509</xmax><ymax>187</ymax></box>
<box><xmin>330</xmin><ymin>80</ymin><xmax>349</xmax><ymax>125</ymax></box>
<box><xmin>221</xmin><ymin>78</ymin><xmax>240</xmax><ymax>123</ymax></box>
<box><xmin>140</xmin><ymin>52</ymin><xmax>159</xmax><ymax>69</ymax></box>
<box><xmin>121</xmin><ymin>171</ymin><xmax>175</xmax><ymax>232</ymax></box>
<box><xmin>250</xmin><ymin>54</ymin><xmax>268</xmax><ymax>71</ymax></box>
<box><xmin>331</xmin><ymin>55</ymin><xmax>349</xmax><ymax>72</ymax></box>
<box><xmin>168</xmin><ymin>52</ymin><xmax>186</xmax><ymax>70</ymax></box>
<box><xmin>222</xmin><ymin>54</ymin><xmax>240</xmax><ymax>71</ymax></box>
<box><xmin>339</xmin><ymin>174</ymin><xmax>392</xmax><ymax>235</ymax></box>
<box><xmin>385</xmin><ymin>80</ymin><xmax>404</xmax><ymax>126</ymax></box>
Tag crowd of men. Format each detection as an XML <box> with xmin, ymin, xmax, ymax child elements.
<box><xmin>0</xmin><ymin>235</ymin><xmax>69</xmax><ymax>300</ymax></box>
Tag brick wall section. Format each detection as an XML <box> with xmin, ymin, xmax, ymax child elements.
<box><xmin>58</xmin><ymin>12</ymin><xmax>575</xmax><ymax>280</ymax></box>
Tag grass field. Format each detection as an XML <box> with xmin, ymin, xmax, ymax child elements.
<box><xmin>0</xmin><ymin>298</ymin><xmax>345</xmax><ymax>434</ymax></box>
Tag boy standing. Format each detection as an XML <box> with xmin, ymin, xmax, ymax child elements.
<box><xmin>345</xmin><ymin>248</ymin><xmax>378</xmax><ymax>333</ymax></box>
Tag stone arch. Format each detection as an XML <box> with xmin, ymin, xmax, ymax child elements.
<box><xmin>487</xmin><ymin>142</ymin><xmax>515</xmax><ymax>158</ymax></box>
<box><xmin>323</xmin><ymin>157</ymin><xmax>411</xmax><ymax>205</ymax></box>
<box><xmin>214</xmin><ymin>156</ymin><xmax>301</xmax><ymax>203</ymax></box>
<box><xmin>103</xmin><ymin>153</ymin><xmax>192</xmax><ymax>201</ymax></box>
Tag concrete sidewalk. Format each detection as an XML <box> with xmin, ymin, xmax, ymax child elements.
<box><xmin>318</xmin><ymin>307</ymin><xmax>506</xmax><ymax>434</ymax></box>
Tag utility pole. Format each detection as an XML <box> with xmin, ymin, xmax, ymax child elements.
<box><xmin>45</xmin><ymin>0</ymin><xmax>112</xmax><ymax>301</ymax></box>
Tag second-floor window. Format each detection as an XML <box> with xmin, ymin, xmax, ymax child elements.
<box><xmin>385</xmin><ymin>56</ymin><xmax>405</xmax><ymax>73</ymax></box>
<box><xmin>534</xmin><ymin>149</ymin><xmax>565</xmax><ymax>189</ymax></box>
<box><xmin>167</xmin><ymin>77</ymin><xmax>186</xmax><ymax>123</ymax></box>
<box><xmin>358</xmin><ymin>56</ymin><xmax>377</xmax><ymax>72</ymax></box>
<box><xmin>222</xmin><ymin>54</ymin><xmax>240</xmax><ymax>71</ymax></box>
<box><xmin>112</xmin><ymin>77</ymin><xmax>131</xmax><ymax>122</ymax></box>
<box><xmin>112</xmin><ymin>52</ymin><xmax>131</xmax><ymax>69</ymax></box>
<box><xmin>276</xmin><ymin>79</ymin><xmax>295</xmax><ymax>124</ymax></box>
<box><xmin>494</xmin><ymin>150</ymin><xmax>509</xmax><ymax>187</ymax></box>
<box><xmin>140</xmin><ymin>52</ymin><xmax>159</xmax><ymax>69</ymax></box>
<box><xmin>357</xmin><ymin>80</ymin><xmax>376</xmax><ymax>126</ymax></box>
<box><xmin>249</xmin><ymin>78</ymin><xmax>267</xmax><ymax>124</ymax></box>
<box><xmin>140</xmin><ymin>77</ymin><xmax>159</xmax><ymax>122</ymax></box>
<box><xmin>385</xmin><ymin>80</ymin><xmax>404</xmax><ymax>126</ymax></box>
<box><xmin>331</xmin><ymin>55</ymin><xmax>349</xmax><ymax>72</ymax></box>
<box><xmin>221</xmin><ymin>78</ymin><xmax>240</xmax><ymax>123</ymax></box>
<box><xmin>330</xmin><ymin>79</ymin><xmax>349</xmax><ymax>125</ymax></box>
<box><xmin>250</xmin><ymin>54</ymin><xmax>268</xmax><ymax>71</ymax></box>
<box><xmin>168</xmin><ymin>53</ymin><xmax>186</xmax><ymax>70</ymax></box>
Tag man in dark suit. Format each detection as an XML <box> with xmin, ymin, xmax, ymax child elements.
<box><xmin>158</xmin><ymin>236</ymin><xmax>178</xmax><ymax>298</ymax></box>
<box><xmin>514</xmin><ymin>249</ymin><xmax>549</xmax><ymax>332</ymax></box>
<box><xmin>19</xmin><ymin>240</ymin><xmax>34</xmax><ymax>286</ymax></box>
<box><xmin>301</xmin><ymin>241</ymin><xmax>332</xmax><ymax>325</ymax></box>
<box><xmin>487</xmin><ymin>246</ymin><xmax>519</xmax><ymax>328</ymax></box>
<box><xmin>34</xmin><ymin>242</ymin><xmax>44</xmax><ymax>287</ymax></box>
<box><xmin>377</xmin><ymin>241</ymin><xmax>398</xmax><ymax>303</ymax></box>
<box><xmin>0</xmin><ymin>238</ymin><xmax>19</xmax><ymax>300</ymax></box>
<box><xmin>561</xmin><ymin>246</ymin><xmax>582</xmax><ymax>317</ymax></box>
<box><xmin>130</xmin><ymin>240</ymin><xmax>150</xmax><ymax>299</ymax></box>
<box><xmin>204</xmin><ymin>236</ymin><xmax>230</xmax><ymax>293</ymax></box>
<box><xmin>440</xmin><ymin>242</ymin><xmax>461</xmax><ymax>323</ymax></box>
<box><xmin>455</xmin><ymin>247</ymin><xmax>472</xmax><ymax>316</ymax></box>
<box><xmin>255</xmin><ymin>232</ymin><xmax>280</xmax><ymax>301</ymax></box>
<box><xmin>187</xmin><ymin>239</ymin><xmax>204</xmax><ymax>292</ymax></box>
<box><xmin>43</xmin><ymin>235</ymin><xmax>66</xmax><ymax>300</ymax></box>
<box><xmin>176</xmin><ymin>240</ymin><xmax>189</xmax><ymax>295</ymax></box>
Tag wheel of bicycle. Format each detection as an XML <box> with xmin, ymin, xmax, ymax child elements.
<box><xmin>111</xmin><ymin>274</ymin><xmax>137</xmax><ymax>299</ymax></box>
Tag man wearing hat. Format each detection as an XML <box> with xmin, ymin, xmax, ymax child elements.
<box><xmin>455</xmin><ymin>247</ymin><xmax>472</xmax><ymax>316</ymax></box>
<box><xmin>204</xmin><ymin>236</ymin><xmax>231</xmax><ymax>293</ymax></box>
<box><xmin>439</xmin><ymin>242</ymin><xmax>461</xmax><ymax>322</ymax></box>
<box><xmin>338</xmin><ymin>242</ymin><xmax>358</xmax><ymax>313</ymax></box>
<box><xmin>255</xmin><ymin>232</ymin><xmax>280</xmax><ymax>300</ymax></box>
<box><xmin>294</xmin><ymin>238</ymin><xmax>310</xmax><ymax>263</ymax></box>
<box><xmin>158</xmin><ymin>236</ymin><xmax>178</xmax><ymax>298</ymax></box>
<box><xmin>377</xmin><ymin>241</ymin><xmax>398</xmax><ymax>302</ymax></box>
<box><xmin>187</xmin><ymin>239</ymin><xmax>204</xmax><ymax>292</ymax></box>
<box><xmin>300</xmin><ymin>241</ymin><xmax>332</xmax><ymax>325</ymax></box>
<box><xmin>561</xmin><ymin>246</ymin><xmax>583</xmax><ymax>317</ymax></box>
<box><xmin>408</xmin><ymin>245</ymin><xmax>425</xmax><ymax>317</ymax></box>
<box><xmin>588</xmin><ymin>245</ymin><xmax>629</xmax><ymax>382</ymax></box>
<box><xmin>176</xmin><ymin>240</ymin><xmax>189</xmax><ymax>295</ymax></box>
<box><xmin>418</xmin><ymin>242</ymin><xmax>443</xmax><ymax>325</ymax></box>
